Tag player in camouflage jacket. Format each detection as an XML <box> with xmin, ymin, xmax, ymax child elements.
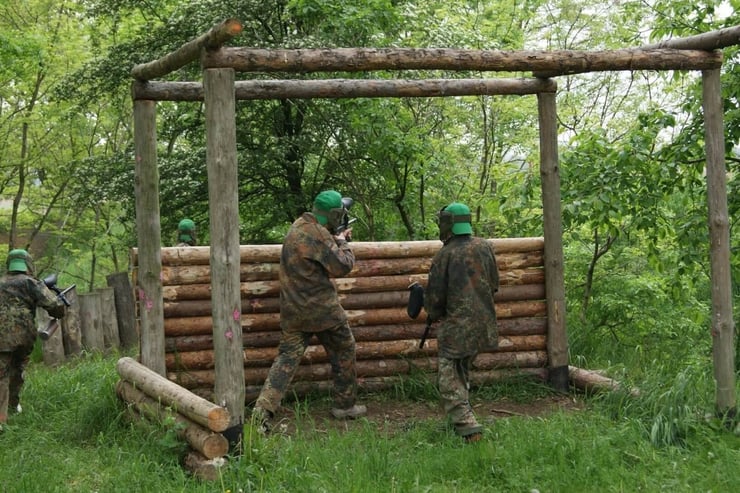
<box><xmin>253</xmin><ymin>190</ymin><xmax>366</xmax><ymax>430</ymax></box>
<box><xmin>0</xmin><ymin>249</ymin><xmax>66</xmax><ymax>425</ymax></box>
<box><xmin>424</xmin><ymin>202</ymin><xmax>499</xmax><ymax>442</ymax></box>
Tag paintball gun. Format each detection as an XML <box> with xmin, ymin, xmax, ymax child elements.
<box><xmin>39</xmin><ymin>273</ymin><xmax>76</xmax><ymax>341</ymax></box>
<box><xmin>335</xmin><ymin>217</ymin><xmax>357</xmax><ymax>235</ymax></box>
<box><xmin>407</xmin><ymin>282</ymin><xmax>432</xmax><ymax>349</ymax></box>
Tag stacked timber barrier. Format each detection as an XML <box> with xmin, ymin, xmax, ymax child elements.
<box><xmin>116</xmin><ymin>356</ymin><xmax>230</xmax><ymax>478</ymax></box>
<box><xmin>132</xmin><ymin>238</ymin><xmax>548</xmax><ymax>403</ymax></box>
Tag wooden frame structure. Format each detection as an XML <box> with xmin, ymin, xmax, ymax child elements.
<box><xmin>131</xmin><ymin>19</ymin><xmax>738</xmax><ymax>427</ymax></box>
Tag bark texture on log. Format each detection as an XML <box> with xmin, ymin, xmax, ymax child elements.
<box><xmin>116</xmin><ymin>380</ymin><xmax>229</xmax><ymax>459</ymax></box>
<box><xmin>568</xmin><ymin>366</ymin><xmax>640</xmax><ymax>397</ymax></box>
<box><xmin>132</xmin><ymin>77</ymin><xmax>557</xmax><ymax>102</ymax></box>
<box><xmin>116</xmin><ymin>356</ymin><xmax>230</xmax><ymax>432</ymax></box>
<box><xmin>200</xmin><ymin>47</ymin><xmax>722</xmax><ymax>76</ymax></box>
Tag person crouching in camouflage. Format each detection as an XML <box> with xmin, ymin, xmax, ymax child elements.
<box><xmin>424</xmin><ymin>202</ymin><xmax>500</xmax><ymax>443</ymax></box>
<box><xmin>0</xmin><ymin>249</ymin><xmax>66</xmax><ymax>426</ymax></box>
<box><xmin>252</xmin><ymin>190</ymin><xmax>366</xmax><ymax>432</ymax></box>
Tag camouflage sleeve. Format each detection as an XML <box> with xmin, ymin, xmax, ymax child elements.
<box><xmin>30</xmin><ymin>278</ymin><xmax>66</xmax><ymax>319</ymax></box>
<box><xmin>312</xmin><ymin>226</ymin><xmax>355</xmax><ymax>278</ymax></box>
<box><xmin>424</xmin><ymin>249</ymin><xmax>448</xmax><ymax>323</ymax></box>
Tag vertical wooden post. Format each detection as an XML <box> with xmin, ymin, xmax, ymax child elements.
<box><xmin>79</xmin><ymin>292</ymin><xmax>105</xmax><ymax>351</ymax></box>
<box><xmin>538</xmin><ymin>89</ymin><xmax>569</xmax><ymax>392</ymax></box>
<box><xmin>106</xmin><ymin>272</ymin><xmax>139</xmax><ymax>349</ymax></box>
<box><xmin>702</xmin><ymin>69</ymin><xmax>737</xmax><ymax>418</ymax></box>
<box><xmin>61</xmin><ymin>287</ymin><xmax>82</xmax><ymax>356</ymax></box>
<box><xmin>97</xmin><ymin>286</ymin><xmax>121</xmax><ymax>350</ymax></box>
<box><xmin>203</xmin><ymin>67</ymin><xmax>245</xmax><ymax>437</ymax></box>
<box><xmin>133</xmin><ymin>98</ymin><xmax>166</xmax><ymax>375</ymax></box>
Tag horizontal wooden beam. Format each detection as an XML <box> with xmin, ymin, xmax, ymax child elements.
<box><xmin>641</xmin><ymin>25</ymin><xmax>740</xmax><ymax>50</ymax></box>
<box><xmin>131</xmin><ymin>77</ymin><xmax>557</xmax><ymax>101</ymax></box>
<box><xmin>131</xmin><ymin>18</ymin><xmax>242</xmax><ymax>81</ymax></box>
<box><xmin>201</xmin><ymin>47</ymin><xmax>722</xmax><ymax>76</ymax></box>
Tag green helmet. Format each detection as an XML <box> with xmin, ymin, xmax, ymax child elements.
<box><xmin>312</xmin><ymin>190</ymin><xmax>352</xmax><ymax>232</ymax></box>
<box><xmin>7</xmin><ymin>249</ymin><xmax>33</xmax><ymax>273</ymax></box>
<box><xmin>437</xmin><ymin>202</ymin><xmax>473</xmax><ymax>240</ymax></box>
<box><xmin>178</xmin><ymin>218</ymin><xmax>197</xmax><ymax>245</ymax></box>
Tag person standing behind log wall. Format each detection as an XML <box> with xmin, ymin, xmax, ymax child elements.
<box><xmin>251</xmin><ymin>190</ymin><xmax>366</xmax><ymax>432</ymax></box>
<box><xmin>424</xmin><ymin>202</ymin><xmax>500</xmax><ymax>444</ymax></box>
<box><xmin>176</xmin><ymin>218</ymin><xmax>197</xmax><ymax>247</ymax></box>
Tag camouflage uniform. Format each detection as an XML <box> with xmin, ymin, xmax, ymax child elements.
<box><xmin>424</xmin><ymin>235</ymin><xmax>499</xmax><ymax>437</ymax></box>
<box><xmin>0</xmin><ymin>272</ymin><xmax>65</xmax><ymax>423</ymax></box>
<box><xmin>254</xmin><ymin>212</ymin><xmax>357</xmax><ymax>416</ymax></box>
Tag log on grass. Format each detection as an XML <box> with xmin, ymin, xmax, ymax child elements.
<box><xmin>116</xmin><ymin>356</ymin><xmax>230</xmax><ymax>432</ymax></box>
<box><xmin>568</xmin><ymin>366</ymin><xmax>640</xmax><ymax>397</ymax></box>
<box><xmin>116</xmin><ymin>380</ymin><xmax>229</xmax><ymax>459</ymax></box>
<box><xmin>182</xmin><ymin>449</ymin><xmax>227</xmax><ymax>482</ymax></box>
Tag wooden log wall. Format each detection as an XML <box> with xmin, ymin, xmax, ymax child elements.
<box><xmin>132</xmin><ymin>237</ymin><xmax>548</xmax><ymax>403</ymax></box>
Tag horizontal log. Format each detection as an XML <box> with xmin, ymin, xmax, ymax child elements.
<box><xmin>166</xmin><ymin>335</ymin><xmax>547</xmax><ymax>371</ymax></box>
<box><xmin>116</xmin><ymin>356</ymin><xmax>230</xmax><ymax>432</ymax></box>
<box><xmin>161</xmin><ymin>268</ymin><xmax>543</xmax><ymax>302</ymax></box>
<box><xmin>201</xmin><ymin>46</ymin><xmax>722</xmax><ymax>76</ymax></box>
<box><xmin>168</xmin><ymin>350</ymin><xmax>548</xmax><ymax>388</ymax></box>
<box><xmin>183</xmin><ymin>449</ymin><xmax>227</xmax><ymax>482</ymax></box>
<box><xmin>568</xmin><ymin>366</ymin><xmax>640</xmax><ymax>397</ymax></box>
<box><xmin>183</xmin><ymin>368</ymin><xmax>548</xmax><ymax>403</ymax></box>
<box><xmin>163</xmin><ymin>283</ymin><xmax>546</xmax><ymax>318</ymax></box>
<box><xmin>163</xmin><ymin>301</ymin><xmax>547</xmax><ymax>336</ymax></box>
<box><xmin>131</xmin><ymin>18</ymin><xmax>243</xmax><ymax>80</ymax></box>
<box><xmin>641</xmin><ymin>25</ymin><xmax>740</xmax><ymax>51</ymax></box>
<box><xmin>164</xmin><ymin>317</ymin><xmax>547</xmax><ymax>352</ymax></box>
<box><xmin>158</xmin><ymin>250</ymin><xmax>542</xmax><ymax>286</ymax></box>
<box><xmin>116</xmin><ymin>380</ymin><xmax>229</xmax><ymax>459</ymax></box>
<box><xmin>133</xmin><ymin>238</ymin><xmax>544</xmax><ymax>266</ymax></box>
<box><xmin>132</xmin><ymin>77</ymin><xmax>558</xmax><ymax>101</ymax></box>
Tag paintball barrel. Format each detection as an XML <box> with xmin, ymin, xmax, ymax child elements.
<box><xmin>39</xmin><ymin>274</ymin><xmax>76</xmax><ymax>341</ymax></box>
<box><xmin>335</xmin><ymin>217</ymin><xmax>357</xmax><ymax>235</ymax></box>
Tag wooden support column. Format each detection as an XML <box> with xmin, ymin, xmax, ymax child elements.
<box><xmin>133</xmin><ymin>98</ymin><xmax>165</xmax><ymax>375</ymax></box>
<box><xmin>538</xmin><ymin>89</ymin><xmax>569</xmax><ymax>392</ymax></box>
<box><xmin>702</xmin><ymin>69</ymin><xmax>737</xmax><ymax>419</ymax></box>
<box><xmin>203</xmin><ymin>67</ymin><xmax>245</xmax><ymax>438</ymax></box>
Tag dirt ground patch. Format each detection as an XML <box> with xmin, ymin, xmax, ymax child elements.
<box><xmin>264</xmin><ymin>393</ymin><xmax>585</xmax><ymax>436</ymax></box>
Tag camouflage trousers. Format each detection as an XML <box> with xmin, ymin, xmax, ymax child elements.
<box><xmin>255</xmin><ymin>323</ymin><xmax>358</xmax><ymax>415</ymax></box>
<box><xmin>438</xmin><ymin>356</ymin><xmax>482</xmax><ymax>437</ymax></box>
<box><xmin>0</xmin><ymin>349</ymin><xmax>30</xmax><ymax>423</ymax></box>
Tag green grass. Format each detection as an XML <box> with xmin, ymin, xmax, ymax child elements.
<box><xmin>0</xmin><ymin>351</ymin><xmax>738</xmax><ymax>493</ymax></box>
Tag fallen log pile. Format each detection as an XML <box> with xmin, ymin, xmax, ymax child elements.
<box><xmin>115</xmin><ymin>356</ymin><xmax>231</xmax><ymax>475</ymax></box>
<box><xmin>132</xmin><ymin>237</ymin><xmax>549</xmax><ymax>402</ymax></box>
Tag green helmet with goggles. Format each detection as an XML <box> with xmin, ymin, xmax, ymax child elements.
<box><xmin>6</xmin><ymin>248</ymin><xmax>34</xmax><ymax>274</ymax></box>
<box><xmin>178</xmin><ymin>218</ymin><xmax>197</xmax><ymax>245</ymax></box>
<box><xmin>437</xmin><ymin>202</ymin><xmax>473</xmax><ymax>241</ymax></box>
<box><xmin>313</xmin><ymin>190</ymin><xmax>353</xmax><ymax>233</ymax></box>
